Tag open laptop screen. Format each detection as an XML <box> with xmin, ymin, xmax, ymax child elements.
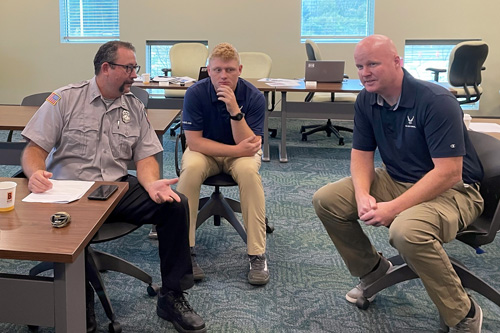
<box><xmin>198</xmin><ymin>67</ymin><xmax>209</xmax><ymax>81</ymax></box>
<box><xmin>305</xmin><ymin>60</ymin><xmax>345</xmax><ymax>83</ymax></box>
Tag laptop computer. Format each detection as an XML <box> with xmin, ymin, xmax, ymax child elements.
<box><xmin>305</xmin><ymin>60</ymin><xmax>345</xmax><ymax>83</ymax></box>
<box><xmin>198</xmin><ymin>66</ymin><xmax>209</xmax><ymax>81</ymax></box>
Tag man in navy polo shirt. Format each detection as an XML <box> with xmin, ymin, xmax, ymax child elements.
<box><xmin>313</xmin><ymin>35</ymin><xmax>484</xmax><ymax>332</ymax></box>
<box><xmin>177</xmin><ymin>42</ymin><xmax>269</xmax><ymax>285</ymax></box>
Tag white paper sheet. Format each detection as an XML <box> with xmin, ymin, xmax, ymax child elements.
<box><xmin>22</xmin><ymin>180</ymin><xmax>95</xmax><ymax>204</ymax></box>
<box><xmin>469</xmin><ymin>122</ymin><xmax>500</xmax><ymax>133</ymax></box>
<box><xmin>259</xmin><ymin>78</ymin><xmax>301</xmax><ymax>87</ymax></box>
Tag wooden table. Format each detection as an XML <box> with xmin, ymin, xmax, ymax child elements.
<box><xmin>0</xmin><ymin>178</ymin><xmax>128</xmax><ymax>332</ymax></box>
<box><xmin>0</xmin><ymin>105</ymin><xmax>180</xmax><ymax>177</ymax></box>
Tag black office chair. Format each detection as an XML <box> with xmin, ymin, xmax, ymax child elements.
<box><xmin>174</xmin><ymin>131</ymin><xmax>274</xmax><ymax>241</ymax></box>
<box><xmin>355</xmin><ymin>131</ymin><xmax>500</xmax><ymax>332</ymax></box>
<box><xmin>300</xmin><ymin>39</ymin><xmax>355</xmax><ymax>145</ymax></box>
<box><xmin>6</xmin><ymin>92</ymin><xmax>51</xmax><ymax>142</ymax></box>
<box><xmin>129</xmin><ymin>86</ymin><xmax>149</xmax><ymax>108</ymax></box>
<box><xmin>426</xmin><ymin>41</ymin><xmax>488</xmax><ymax>105</ymax></box>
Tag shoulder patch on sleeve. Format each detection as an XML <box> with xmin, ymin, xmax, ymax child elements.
<box><xmin>46</xmin><ymin>92</ymin><xmax>62</xmax><ymax>106</ymax></box>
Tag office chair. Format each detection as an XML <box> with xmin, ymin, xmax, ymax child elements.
<box><xmin>355</xmin><ymin>131</ymin><xmax>500</xmax><ymax>332</ymax></box>
<box><xmin>239</xmin><ymin>51</ymin><xmax>277</xmax><ymax>138</ymax></box>
<box><xmin>240</xmin><ymin>52</ymin><xmax>272</xmax><ymax>79</ymax></box>
<box><xmin>174</xmin><ymin>130</ymin><xmax>274</xmax><ymax>242</ymax></box>
<box><xmin>6</xmin><ymin>92</ymin><xmax>51</xmax><ymax>142</ymax></box>
<box><xmin>162</xmin><ymin>42</ymin><xmax>208</xmax><ymax>100</ymax></box>
<box><xmin>129</xmin><ymin>86</ymin><xmax>149</xmax><ymax>108</ymax></box>
<box><xmin>29</xmin><ymin>208</ymin><xmax>159</xmax><ymax>333</ymax></box>
<box><xmin>426</xmin><ymin>41</ymin><xmax>488</xmax><ymax>105</ymax></box>
<box><xmin>162</xmin><ymin>42</ymin><xmax>209</xmax><ymax>136</ymax></box>
<box><xmin>300</xmin><ymin>39</ymin><xmax>356</xmax><ymax>145</ymax></box>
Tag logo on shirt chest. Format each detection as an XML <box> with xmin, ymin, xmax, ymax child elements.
<box><xmin>405</xmin><ymin>115</ymin><xmax>416</xmax><ymax>129</ymax></box>
<box><xmin>122</xmin><ymin>110</ymin><xmax>131</xmax><ymax>123</ymax></box>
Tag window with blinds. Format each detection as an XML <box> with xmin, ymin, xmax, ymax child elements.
<box><xmin>60</xmin><ymin>0</ymin><xmax>119</xmax><ymax>43</ymax></box>
<box><xmin>301</xmin><ymin>0</ymin><xmax>375</xmax><ymax>43</ymax></box>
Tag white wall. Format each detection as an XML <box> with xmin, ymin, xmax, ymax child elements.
<box><xmin>1</xmin><ymin>0</ymin><xmax>499</xmax><ymax>115</ymax></box>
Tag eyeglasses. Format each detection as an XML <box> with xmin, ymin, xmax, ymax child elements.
<box><xmin>108</xmin><ymin>62</ymin><xmax>141</xmax><ymax>75</ymax></box>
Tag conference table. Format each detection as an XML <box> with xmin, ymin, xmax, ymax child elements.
<box><xmin>134</xmin><ymin>78</ymin><xmax>363</xmax><ymax>162</ymax></box>
<box><xmin>134</xmin><ymin>79</ymin><xmax>482</xmax><ymax>163</ymax></box>
<box><xmin>0</xmin><ymin>178</ymin><xmax>128</xmax><ymax>332</ymax></box>
<box><xmin>0</xmin><ymin>105</ymin><xmax>180</xmax><ymax>177</ymax></box>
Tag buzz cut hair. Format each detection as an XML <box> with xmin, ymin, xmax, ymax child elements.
<box><xmin>209</xmin><ymin>42</ymin><xmax>240</xmax><ymax>64</ymax></box>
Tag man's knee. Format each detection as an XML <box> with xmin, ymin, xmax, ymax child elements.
<box><xmin>389</xmin><ymin>218</ymin><xmax>432</xmax><ymax>257</ymax></box>
<box><xmin>313</xmin><ymin>178</ymin><xmax>355</xmax><ymax>219</ymax></box>
<box><xmin>156</xmin><ymin>191</ymin><xmax>189</xmax><ymax>227</ymax></box>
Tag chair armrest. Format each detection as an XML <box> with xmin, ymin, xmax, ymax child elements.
<box><xmin>426</xmin><ymin>67</ymin><xmax>447</xmax><ymax>82</ymax></box>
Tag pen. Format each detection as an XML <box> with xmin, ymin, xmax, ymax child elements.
<box><xmin>117</xmin><ymin>120</ymin><xmax>120</xmax><ymax>129</ymax></box>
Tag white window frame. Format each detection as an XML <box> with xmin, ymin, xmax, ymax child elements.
<box><xmin>301</xmin><ymin>0</ymin><xmax>375</xmax><ymax>43</ymax></box>
<box><xmin>59</xmin><ymin>0</ymin><xmax>120</xmax><ymax>43</ymax></box>
<box><xmin>146</xmin><ymin>40</ymin><xmax>208</xmax><ymax>78</ymax></box>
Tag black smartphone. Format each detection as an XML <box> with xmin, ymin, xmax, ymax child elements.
<box><xmin>88</xmin><ymin>185</ymin><xmax>118</xmax><ymax>200</ymax></box>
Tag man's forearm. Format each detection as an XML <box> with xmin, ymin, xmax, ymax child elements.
<box><xmin>21</xmin><ymin>143</ymin><xmax>49</xmax><ymax>178</ymax></box>
<box><xmin>136</xmin><ymin>156</ymin><xmax>160</xmax><ymax>191</ymax></box>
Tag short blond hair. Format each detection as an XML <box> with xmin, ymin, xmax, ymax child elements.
<box><xmin>209</xmin><ymin>42</ymin><xmax>240</xmax><ymax>64</ymax></box>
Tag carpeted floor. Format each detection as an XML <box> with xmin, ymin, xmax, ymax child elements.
<box><xmin>1</xmin><ymin>118</ymin><xmax>500</xmax><ymax>332</ymax></box>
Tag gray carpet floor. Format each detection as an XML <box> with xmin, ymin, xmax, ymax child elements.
<box><xmin>1</xmin><ymin>118</ymin><xmax>500</xmax><ymax>332</ymax></box>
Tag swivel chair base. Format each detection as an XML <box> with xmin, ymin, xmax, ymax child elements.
<box><xmin>300</xmin><ymin>119</ymin><xmax>352</xmax><ymax>145</ymax></box>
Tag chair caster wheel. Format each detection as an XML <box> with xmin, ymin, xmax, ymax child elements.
<box><xmin>339</xmin><ymin>138</ymin><xmax>345</xmax><ymax>145</ymax></box>
<box><xmin>302</xmin><ymin>134</ymin><xmax>308</xmax><ymax>141</ymax></box>
<box><xmin>170</xmin><ymin>129</ymin><xmax>176</xmax><ymax>136</ymax></box>
<box><xmin>109</xmin><ymin>321</ymin><xmax>122</xmax><ymax>333</ymax></box>
<box><xmin>300</xmin><ymin>126</ymin><xmax>306</xmax><ymax>133</ymax></box>
<box><xmin>270</xmin><ymin>129</ymin><xmax>277</xmax><ymax>138</ymax></box>
<box><xmin>356</xmin><ymin>296</ymin><xmax>370</xmax><ymax>310</ymax></box>
<box><xmin>147</xmin><ymin>283</ymin><xmax>160</xmax><ymax>296</ymax></box>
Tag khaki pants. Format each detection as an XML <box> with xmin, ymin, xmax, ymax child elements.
<box><xmin>312</xmin><ymin>168</ymin><xmax>483</xmax><ymax>327</ymax></box>
<box><xmin>176</xmin><ymin>147</ymin><xmax>266</xmax><ymax>255</ymax></box>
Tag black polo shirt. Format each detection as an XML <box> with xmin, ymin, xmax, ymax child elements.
<box><xmin>353</xmin><ymin>69</ymin><xmax>483</xmax><ymax>184</ymax></box>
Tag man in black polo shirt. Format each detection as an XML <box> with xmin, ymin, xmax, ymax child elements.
<box><xmin>313</xmin><ymin>34</ymin><xmax>484</xmax><ymax>332</ymax></box>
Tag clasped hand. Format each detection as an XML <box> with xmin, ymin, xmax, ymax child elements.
<box><xmin>357</xmin><ymin>195</ymin><xmax>396</xmax><ymax>227</ymax></box>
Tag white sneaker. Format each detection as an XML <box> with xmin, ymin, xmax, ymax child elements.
<box><xmin>449</xmin><ymin>297</ymin><xmax>483</xmax><ymax>333</ymax></box>
<box><xmin>346</xmin><ymin>256</ymin><xmax>392</xmax><ymax>304</ymax></box>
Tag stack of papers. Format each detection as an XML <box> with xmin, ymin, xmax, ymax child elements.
<box><xmin>258</xmin><ymin>78</ymin><xmax>301</xmax><ymax>87</ymax></box>
<box><xmin>22</xmin><ymin>180</ymin><xmax>95</xmax><ymax>204</ymax></box>
<box><xmin>152</xmin><ymin>76</ymin><xmax>196</xmax><ymax>84</ymax></box>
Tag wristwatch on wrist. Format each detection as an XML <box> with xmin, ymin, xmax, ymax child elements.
<box><xmin>230</xmin><ymin>112</ymin><xmax>245</xmax><ymax>121</ymax></box>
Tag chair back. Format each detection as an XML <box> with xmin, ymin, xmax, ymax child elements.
<box><xmin>130</xmin><ymin>86</ymin><xmax>149</xmax><ymax>108</ymax></box>
<box><xmin>305</xmin><ymin>39</ymin><xmax>323</xmax><ymax>61</ymax></box>
<box><xmin>240</xmin><ymin>52</ymin><xmax>272</xmax><ymax>78</ymax></box>
<box><xmin>456</xmin><ymin>131</ymin><xmax>500</xmax><ymax>247</ymax></box>
<box><xmin>169</xmin><ymin>43</ymin><xmax>209</xmax><ymax>79</ymax></box>
<box><xmin>448</xmin><ymin>41</ymin><xmax>488</xmax><ymax>104</ymax></box>
<box><xmin>21</xmin><ymin>92</ymin><xmax>52</xmax><ymax>106</ymax></box>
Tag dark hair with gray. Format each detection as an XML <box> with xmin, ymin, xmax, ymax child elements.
<box><xmin>93</xmin><ymin>41</ymin><xmax>136</xmax><ymax>75</ymax></box>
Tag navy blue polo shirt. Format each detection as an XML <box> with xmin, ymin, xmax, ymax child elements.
<box><xmin>353</xmin><ymin>69</ymin><xmax>483</xmax><ymax>184</ymax></box>
<box><xmin>182</xmin><ymin>77</ymin><xmax>265</xmax><ymax>145</ymax></box>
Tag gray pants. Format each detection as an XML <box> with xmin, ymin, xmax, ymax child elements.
<box><xmin>312</xmin><ymin>168</ymin><xmax>483</xmax><ymax>327</ymax></box>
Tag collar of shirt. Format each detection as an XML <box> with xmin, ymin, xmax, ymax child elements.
<box><xmin>369</xmin><ymin>68</ymin><xmax>418</xmax><ymax>111</ymax></box>
<box><xmin>89</xmin><ymin>76</ymin><xmax>130</xmax><ymax>112</ymax></box>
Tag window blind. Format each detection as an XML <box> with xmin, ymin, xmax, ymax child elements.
<box><xmin>301</xmin><ymin>0</ymin><xmax>374</xmax><ymax>43</ymax></box>
<box><xmin>60</xmin><ymin>0</ymin><xmax>119</xmax><ymax>43</ymax></box>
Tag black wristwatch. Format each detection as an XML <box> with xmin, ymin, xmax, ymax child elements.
<box><xmin>230</xmin><ymin>112</ymin><xmax>244</xmax><ymax>121</ymax></box>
